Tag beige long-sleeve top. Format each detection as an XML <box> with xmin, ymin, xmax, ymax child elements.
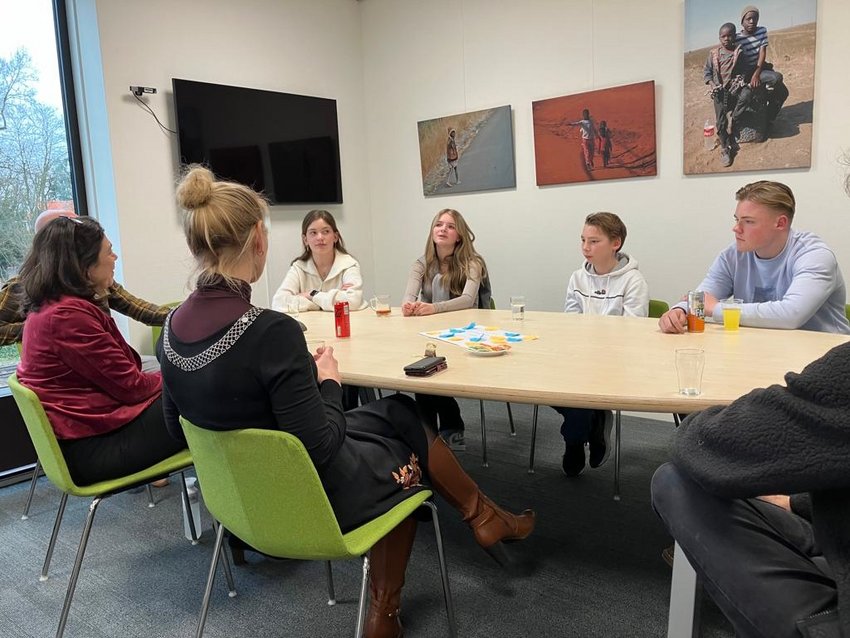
<box><xmin>402</xmin><ymin>256</ymin><xmax>482</xmax><ymax>313</ymax></box>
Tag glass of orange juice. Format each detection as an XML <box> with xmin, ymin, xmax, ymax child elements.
<box><xmin>722</xmin><ymin>299</ymin><xmax>743</xmax><ymax>331</ymax></box>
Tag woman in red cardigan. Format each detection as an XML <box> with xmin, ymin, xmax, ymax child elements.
<box><xmin>16</xmin><ymin>216</ymin><xmax>184</xmax><ymax>484</ymax></box>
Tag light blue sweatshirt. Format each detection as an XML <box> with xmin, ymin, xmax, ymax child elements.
<box><xmin>673</xmin><ymin>230</ymin><xmax>850</xmax><ymax>334</ymax></box>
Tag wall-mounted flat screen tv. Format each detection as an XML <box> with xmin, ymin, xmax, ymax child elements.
<box><xmin>172</xmin><ymin>78</ymin><xmax>343</xmax><ymax>204</ymax></box>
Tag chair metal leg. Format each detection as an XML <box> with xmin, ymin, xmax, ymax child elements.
<box><xmin>354</xmin><ymin>555</ymin><xmax>370</xmax><ymax>638</ymax></box>
<box><xmin>613</xmin><ymin>410</ymin><xmax>622</xmax><ymax>501</ymax></box>
<box><xmin>41</xmin><ymin>492</ymin><xmax>69</xmax><ymax>581</ymax></box>
<box><xmin>673</xmin><ymin>413</ymin><xmax>682</xmax><ymax>427</ymax></box>
<box><xmin>22</xmin><ymin>459</ymin><xmax>42</xmax><ymax>520</ymax></box>
<box><xmin>196</xmin><ymin>522</ymin><xmax>226</xmax><ymax>638</ymax></box>
<box><xmin>528</xmin><ymin>405</ymin><xmax>539</xmax><ymax>474</ymax></box>
<box><xmin>324</xmin><ymin>561</ymin><xmax>337</xmax><ymax>605</ymax></box>
<box><xmin>180</xmin><ymin>471</ymin><xmax>199</xmax><ymax>544</ymax></box>
<box><xmin>211</xmin><ymin>520</ymin><xmax>236</xmax><ymax>598</ymax></box>
<box><xmin>479</xmin><ymin>400</ymin><xmax>488</xmax><ymax>467</ymax></box>
<box><xmin>56</xmin><ymin>496</ymin><xmax>102</xmax><ymax>638</ymax></box>
<box><xmin>146</xmin><ymin>483</ymin><xmax>156</xmax><ymax>508</ymax></box>
<box><xmin>506</xmin><ymin>403</ymin><xmax>516</xmax><ymax>436</ymax></box>
<box><xmin>667</xmin><ymin>542</ymin><xmax>702</xmax><ymax>638</ymax></box>
<box><xmin>422</xmin><ymin>501</ymin><xmax>457</xmax><ymax>637</ymax></box>
<box><xmin>377</xmin><ymin>389</ymin><xmax>384</xmax><ymax>399</ymax></box>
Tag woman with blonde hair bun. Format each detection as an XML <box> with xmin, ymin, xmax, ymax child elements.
<box><xmin>160</xmin><ymin>167</ymin><xmax>535</xmax><ymax>638</ymax></box>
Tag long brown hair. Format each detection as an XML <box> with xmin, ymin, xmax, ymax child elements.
<box><xmin>19</xmin><ymin>216</ymin><xmax>105</xmax><ymax>313</ymax></box>
<box><xmin>423</xmin><ymin>209</ymin><xmax>486</xmax><ymax>297</ymax></box>
<box><xmin>291</xmin><ymin>209</ymin><xmax>352</xmax><ymax>264</ymax></box>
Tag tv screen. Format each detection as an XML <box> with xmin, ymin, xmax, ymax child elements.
<box><xmin>172</xmin><ymin>79</ymin><xmax>343</xmax><ymax>204</ymax></box>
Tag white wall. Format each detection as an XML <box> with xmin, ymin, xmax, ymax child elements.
<box><xmin>88</xmin><ymin>0</ymin><xmax>372</xmax><ymax>350</ymax></box>
<box><xmin>84</xmin><ymin>0</ymin><xmax>850</xmax><ymax>353</ymax></box>
<box><xmin>361</xmin><ymin>0</ymin><xmax>850</xmax><ymax>312</ymax></box>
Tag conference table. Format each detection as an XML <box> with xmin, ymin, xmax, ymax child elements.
<box><xmin>298</xmin><ymin>308</ymin><xmax>847</xmax><ymax>412</ymax></box>
<box><xmin>298</xmin><ymin>307</ymin><xmax>849</xmax><ymax>638</ymax></box>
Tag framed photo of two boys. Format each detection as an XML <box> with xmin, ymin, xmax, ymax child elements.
<box><xmin>683</xmin><ymin>0</ymin><xmax>817</xmax><ymax>175</ymax></box>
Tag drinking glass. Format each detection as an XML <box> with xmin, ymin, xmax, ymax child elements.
<box><xmin>510</xmin><ymin>295</ymin><xmax>526</xmax><ymax>321</ymax></box>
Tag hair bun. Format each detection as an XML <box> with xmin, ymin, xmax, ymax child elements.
<box><xmin>176</xmin><ymin>165</ymin><xmax>215</xmax><ymax>209</ymax></box>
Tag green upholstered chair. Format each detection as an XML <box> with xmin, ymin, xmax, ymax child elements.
<box><xmin>845</xmin><ymin>304</ymin><xmax>850</xmax><ymax>323</ymax></box>
<box><xmin>180</xmin><ymin>417</ymin><xmax>456</xmax><ymax>638</ymax></box>
<box><xmin>10</xmin><ymin>340</ymin><xmax>47</xmax><ymax>521</ymax></box>
<box><xmin>649</xmin><ymin>299</ymin><xmax>670</xmax><ymax>318</ymax></box>
<box><xmin>8</xmin><ymin>373</ymin><xmax>197</xmax><ymax>638</ymax></box>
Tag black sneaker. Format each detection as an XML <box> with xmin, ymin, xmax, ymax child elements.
<box><xmin>441</xmin><ymin>429</ymin><xmax>466</xmax><ymax>452</ymax></box>
<box><xmin>562</xmin><ymin>443</ymin><xmax>586</xmax><ymax>477</ymax></box>
<box><xmin>589</xmin><ymin>410</ymin><xmax>614</xmax><ymax>468</ymax></box>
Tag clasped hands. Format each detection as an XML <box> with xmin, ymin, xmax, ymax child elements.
<box><xmin>402</xmin><ymin>301</ymin><xmax>436</xmax><ymax>316</ymax></box>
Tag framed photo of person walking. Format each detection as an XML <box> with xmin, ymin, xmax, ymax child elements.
<box><xmin>683</xmin><ymin>0</ymin><xmax>817</xmax><ymax>175</ymax></box>
<box><xmin>416</xmin><ymin>105</ymin><xmax>516</xmax><ymax>197</ymax></box>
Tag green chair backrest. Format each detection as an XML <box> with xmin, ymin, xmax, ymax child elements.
<box><xmin>180</xmin><ymin>418</ymin><xmax>349</xmax><ymax>560</ymax></box>
<box><xmin>150</xmin><ymin>302</ymin><xmax>183</xmax><ymax>352</ymax></box>
<box><xmin>489</xmin><ymin>298</ymin><xmax>496</xmax><ymax>310</ymax></box>
<box><xmin>846</xmin><ymin>304</ymin><xmax>850</xmax><ymax>323</ymax></box>
<box><xmin>8</xmin><ymin>374</ymin><xmax>77</xmax><ymax>493</ymax></box>
<box><xmin>648</xmin><ymin>299</ymin><xmax>669</xmax><ymax>319</ymax></box>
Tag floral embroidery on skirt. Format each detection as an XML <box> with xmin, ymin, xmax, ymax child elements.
<box><xmin>392</xmin><ymin>453</ymin><xmax>423</xmax><ymax>489</ymax></box>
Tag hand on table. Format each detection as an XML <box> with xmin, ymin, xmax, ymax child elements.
<box><xmin>402</xmin><ymin>302</ymin><xmax>418</xmax><ymax>316</ymax></box>
<box><xmin>659</xmin><ymin>307</ymin><xmax>688</xmax><ymax>334</ymax></box>
<box><xmin>412</xmin><ymin>302</ymin><xmax>435</xmax><ymax>316</ymax></box>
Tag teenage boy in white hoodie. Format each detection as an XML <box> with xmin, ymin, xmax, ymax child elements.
<box><xmin>557</xmin><ymin>212</ymin><xmax>650</xmax><ymax>476</ymax></box>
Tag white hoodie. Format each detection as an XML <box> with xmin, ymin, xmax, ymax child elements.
<box><xmin>563</xmin><ymin>252</ymin><xmax>649</xmax><ymax>317</ymax></box>
<box><xmin>271</xmin><ymin>250</ymin><xmax>368</xmax><ymax>312</ymax></box>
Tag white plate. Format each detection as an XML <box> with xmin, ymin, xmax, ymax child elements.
<box><xmin>466</xmin><ymin>348</ymin><xmax>509</xmax><ymax>357</ymax></box>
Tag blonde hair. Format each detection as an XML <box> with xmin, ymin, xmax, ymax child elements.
<box><xmin>423</xmin><ymin>208</ymin><xmax>486</xmax><ymax>297</ymax></box>
<box><xmin>176</xmin><ymin>165</ymin><xmax>269</xmax><ymax>285</ymax></box>
<box><xmin>735</xmin><ymin>180</ymin><xmax>795</xmax><ymax>222</ymax></box>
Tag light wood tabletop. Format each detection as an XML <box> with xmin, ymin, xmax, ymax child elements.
<box><xmin>295</xmin><ymin>308</ymin><xmax>849</xmax><ymax>413</ymax></box>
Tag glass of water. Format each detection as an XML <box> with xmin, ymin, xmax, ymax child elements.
<box><xmin>510</xmin><ymin>295</ymin><xmax>526</xmax><ymax>321</ymax></box>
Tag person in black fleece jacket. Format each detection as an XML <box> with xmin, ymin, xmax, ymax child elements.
<box><xmin>652</xmin><ymin>339</ymin><xmax>850</xmax><ymax>638</ymax></box>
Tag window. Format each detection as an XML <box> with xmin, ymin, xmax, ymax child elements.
<box><xmin>0</xmin><ymin>0</ymin><xmax>85</xmax><ymax>365</ymax></box>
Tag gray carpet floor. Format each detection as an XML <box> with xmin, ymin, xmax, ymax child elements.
<box><xmin>0</xmin><ymin>399</ymin><xmax>734</xmax><ymax>637</ymax></box>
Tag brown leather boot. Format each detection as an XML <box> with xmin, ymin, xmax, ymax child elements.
<box><xmin>364</xmin><ymin>516</ymin><xmax>417</xmax><ymax>638</ymax></box>
<box><xmin>427</xmin><ymin>437</ymin><xmax>535</xmax><ymax>565</ymax></box>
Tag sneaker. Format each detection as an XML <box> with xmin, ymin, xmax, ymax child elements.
<box><xmin>561</xmin><ymin>442</ymin><xmax>586</xmax><ymax>477</ymax></box>
<box><xmin>720</xmin><ymin>147</ymin><xmax>733</xmax><ymax>167</ymax></box>
<box><xmin>441</xmin><ymin>429</ymin><xmax>466</xmax><ymax>452</ymax></box>
<box><xmin>589</xmin><ymin>410</ymin><xmax>614</xmax><ymax>469</ymax></box>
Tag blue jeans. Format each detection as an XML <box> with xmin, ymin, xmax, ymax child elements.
<box><xmin>651</xmin><ymin>462</ymin><xmax>839</xmax><ymax>638</ymax></box>
<box><xmin>552</xmin><ymin>407</ymin><xmax>596</xmax><ymax>445</ymax></box>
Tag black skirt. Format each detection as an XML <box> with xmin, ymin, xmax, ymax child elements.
<box><xmin>320</xmin><ymin>393</ymin><xmax>430</xmax><ymax>532</ymax></box>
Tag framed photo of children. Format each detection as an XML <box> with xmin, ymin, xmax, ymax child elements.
<box><xmin>416</xmin><ymin>105</ymin><xmax>516</xmax><ymax>197</ymax></box>
<box><xmin>683</xmin><ymin>0</ymin><xmax>817</xmax><ymax>175</ymax></box>
<box><xmin>531</xmin><ymin>81</ymin><xmax>657</xmax><ymax>186</ymax></box>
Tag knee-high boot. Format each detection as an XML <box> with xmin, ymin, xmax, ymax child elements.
<box><xmin>364</xmin><ymin>516</ymin><xmax>417</xmax><ymax>638</ymax></box>
<box><xmin>427</xmin><ymin>436</ymin><xmax>535</xmax><ymax>565</ymax></box>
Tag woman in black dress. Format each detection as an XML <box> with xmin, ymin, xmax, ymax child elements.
<box><xmin>159</xmin><ymin>166</ymin><xmax>535</xmax><ymax>638</ymax></box>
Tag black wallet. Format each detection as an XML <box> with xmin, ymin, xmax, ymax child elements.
<box><xmin>403</xmin><ymin>356</ymin><xmax>447</xmax><ymax>377</ymax></box>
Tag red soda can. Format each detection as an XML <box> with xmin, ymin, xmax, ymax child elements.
<box><xmin>334</xmin><ymin>301</ymin><xmax>351</xmax><ymax>338</ymax></box>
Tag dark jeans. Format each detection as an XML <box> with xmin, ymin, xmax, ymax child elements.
<box><xmin>414</xmin><ymin>393</ymin><xmax>464</xmax><ymax>433</ymax></box>
<box><xmin>651</xmin><ymin>462</ymin><xmax>838</xmax><ymax>638</ymax></box>
<box><xmin>59</xmin><ymin>397</ymin><xmax>186</xmax><ymax>485</ymax></box>
<box><xmin>552</xmin><ymin>407</ymin><xmax>598</xmax><ymax>445</ymax></box>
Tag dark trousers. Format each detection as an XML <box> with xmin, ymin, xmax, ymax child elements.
<box><xmin>651</xmin><ymin>462</ymin><xmax>838</xmax><ymax>638</ymax></box>
<box><xmin>552</xmin><ymin>407</ymin><xmax>598</xmax><ymax>445</ymax></box>
<box><xmin>414</xmin><ymin>393</ymin><xmax>464</xmax><ymax>433</ymax></box>
<box><xmin>59</xmin><ymin>397</ymin><xmax>186</xmax><ymax>485</ymax></box>
<box><xmin>712</xmin><ymin>87</ymin><xmax>753</xmax><ymax>148</ymax></box>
